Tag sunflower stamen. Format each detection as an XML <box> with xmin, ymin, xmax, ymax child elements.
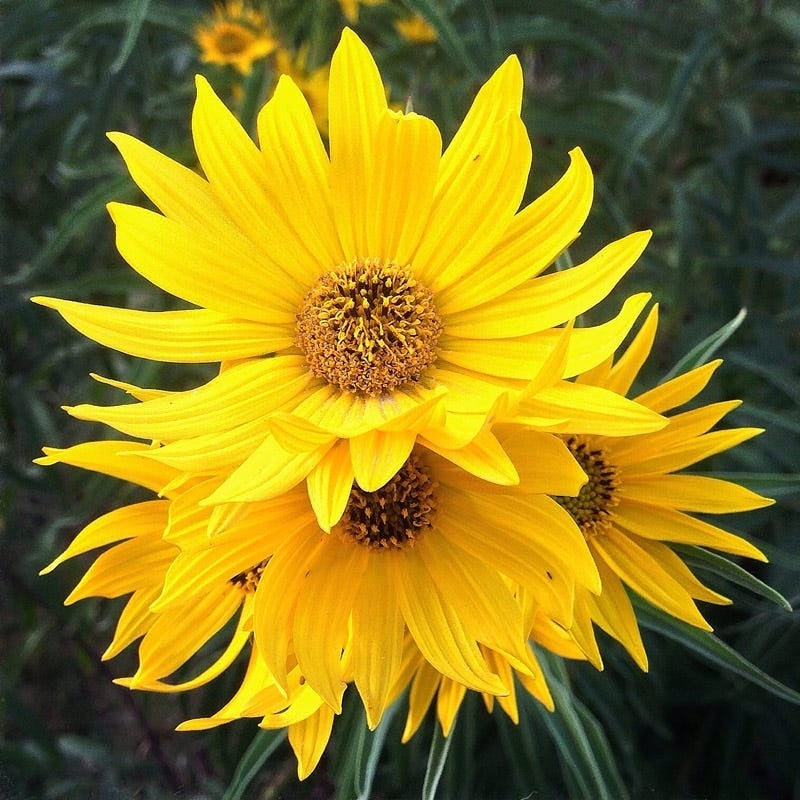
<box><xmin>340</xmin><ymin>454</ymin><xmax>437</xmax><ymax>550</ymax></box>
<box><xmin>554</xmin><ymin>436</ymin><xmax>620</xmax><ymax>537</ymax></box>
<box><xmin>296</xmin><ymin>258</ymin><xmax>442</xmax><ymax>396</ymax></box>
<box><xmin>229</xmin><ymin>559</ymin><xmax>269</xmax><ymax>593</ymax></box>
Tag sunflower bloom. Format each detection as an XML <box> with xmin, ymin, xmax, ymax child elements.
<box><xmin>549</xmin><ymin>306</ymin><xmax>773</xmax><ymax>670</ymax></box>
<box><xmin>195</xmin><ymin>0</ymin><xmax>277</xmax><ymax>75</ymax></box>
<box><xmin>34</xmin><ymin>30</ymin><xmax>664</xmax><ymax>529</ymax></box>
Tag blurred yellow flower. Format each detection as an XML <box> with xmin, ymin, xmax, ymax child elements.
<box><xmin>195</xmin><ymin>0</ymin><xmax>277</xmax><ymax>74</ymax></box>
<box><xmin>35</xmin><ymin>30</ymin><xmax>664</xmax><ymax>531</ymax></box>
<box><xmin>337</xmin><ymin>0</ymin><xmax>382</xmax><ymax>23</ymax></box>
<box><xmin>551</xmin><ymin>306</ymin><xmax>773</xmax><ymax>670</ymax></box>
<box><xmin>395</xmin><ymin>13</ymin><xmax>438</xmax><ymax>44</ymax></box>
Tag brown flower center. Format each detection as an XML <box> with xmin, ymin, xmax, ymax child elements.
<box><xmin>296</xmin><ymin>258</ymin><xmax>442</xmax><ymax>396</ymax></box>
<box><xmin>339</xmin><ymin>454</ymin><xmax>437</xmax><ymax>550</ymax></box>
<box><xmin>553</xmin><ymin>436</ymin><xmax>619</xmax><ymax>537</ymax></box>
<box><xmin>215</xmin><ymin>26</ymin><xmax>251</xmax><ymax>55</ymax></box>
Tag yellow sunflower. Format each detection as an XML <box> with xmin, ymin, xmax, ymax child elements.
<box><xmin>548</xmin><ymin>305</ymin><xmax>772</xmax><ymax>669</ymax></box>
<box><xmin>195</xmin><ymin>0</ymin><xmax>277</xmax><ymax>75</ymax></box>
<box><xmin>272</xmin><ymin>46</ymin><xmax>330</xmax><ymax>135</ymax></box>
<box><xmin>34</xmin><ymin>29</ymin><xmax>664</xmax><ymax>531</ymax></box>
<box><xmin>395</xmin><ymin>13</ymin><xmax>438</xmax><ymax>44</ymax></box>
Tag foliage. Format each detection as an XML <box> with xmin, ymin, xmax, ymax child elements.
<box><xmin>2</xmin><ymin>0</ymin><xmax>798</xmax><ymax>797</ymax></box>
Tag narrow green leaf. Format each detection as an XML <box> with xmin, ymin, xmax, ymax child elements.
<box><xmin>662</xmin><ymin>308</ymin><xmax>747</xmax><ymax>380</ymax></box>
<box><xmin>674</xmin><ymin>544</ymin><xmax>792</xmax><ymax>610</ymax></box>
<box><xmin>221</xmin><ymin>729</ymin><xmax>287</xmax><ymax>800</ymax></box>
<box><xmin>111</xmin><ymin>0</ymin><xmax>151</xmax><ymax>74</ymax></box>
<box><xmin>634</xmin><ymin>598</ymin><xmax>800</xmax><ymax>704</ymax></box>
<box><xmin>421</xmin><ymin>715</ymin><xmax>457</xmax><ymax>800</ymax></box>
<box><xmin>354</xmin><ymin>700</ymin><xmax>399</xmax><ymax>800</ymax></box>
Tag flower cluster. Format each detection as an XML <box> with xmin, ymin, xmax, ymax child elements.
<box><xmin>36</xmin><ymin>29</ymin><xmax>771</xmax><ymax>779</ymax></box>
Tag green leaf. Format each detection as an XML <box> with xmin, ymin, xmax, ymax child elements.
<box><xmin>634</xmin><ymin>598</ymin><xmax>800</xmax><ymax>704</ymax></box>
<box><xmin>421</xmin><ymin>715</ymin><xmax>457</xmax><ymax>800</ymax></box>
<box><xmin>662</xmin><ymin>308</ymin><xmax>748</xmax><ymax>380</ymax></box>
<box><xmin>110</xmin><ymin>0</ymin><xmax>151</xmax><ymax>73</ymax></box>
<box><xmin>674</xmin><ymin>544</ymin><xmax>792</xmax><ymax>610</ymax></box>
<box><xmin>221</xmin><ymin>728</ymin><xmax>287</xmax><ymax>800</ymax></box>
<box><xmin>354</xmin><ymin>700</ymin><xmax>400</xmax><ymax>800</ymax></box>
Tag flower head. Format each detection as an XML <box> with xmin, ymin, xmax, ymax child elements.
<box><xmin>550</xmin><ymin>306</ymin><xmax>773</xmax><ymax>669</ymax></box>
<box><xmin>337</xmin><ymin>0</ymin><xmax>382</xmax><ymax>23</ymax></box>
<box><xmin>35</xmin><ymin>30</ymin><xmax>664</xmax><ymax>530</ymax></box>
<box><xmin>195</xmin><ymin>0</ymin><xmax>277</xmax><ymax>74</ymax></box>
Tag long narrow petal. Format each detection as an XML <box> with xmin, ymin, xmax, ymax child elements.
<box><xmin>292</xmin><ymin>539</ymin><xmax>367</xmax><ymax>712</ymax></box>
<box><xmin>402</xmin><ymin>659</ymin><xmax>441</xmax><ymax>742</ymax></box>
<box><xmin>33</xmin><ymin>298</ymin><xmax>292</xmax><ymax>362</ymax></box>
<box><xmin>329</xmin><ymin>28</ymin><xmax>388</xmax><ymax>259</ymax></box>
<box><xmin>289</xmin><ymin>704</ymin><xmax>336</xmax><ymax>781</ymax></box>
<box><xmin>67</xmin><ymin>357</ymin><xmax>311</xmax><ymax>441</ymax></box>
<box><xmin>41</xmin><ymin>500</ymin><xmax>168</xmax><ymax>575</ymax></box>
<box><xmin>108</xmin><ymin>202</ymin><xmax>299</xmax><ymax>323</ymax></box>
<box><xmin>35</xmin><ymin>441</ymin><xmax>179</xmax><ymax>494</ymax></box>
<box><xmin>519</xmin><ymin>381</ymin><xmax>666</xmax><ymax>436</ymax></box>
<box><xmin>394</xmin><ymin>550</ymin><xmax>506</xmax><ymax>694</ymax></box>
<box><xmin>103</xmin><ymin>585</ymin><xmax>160</xmax><ymax>660</ymax></box>
<box><xmin>436</xmin><ymin>147</ymin><xmax>594</xmax><ymax>314</ymax></box>
<box><xmin>108</xmin><ymin>131</ymin><xmax>230</xmax><ymax>232</ymax></box>
<box><xmin>366</xmin><ymin>110</ymin><xmax>442</xmax><ymax>264</ymax></box>
<box><xmin>604</xmin><ymin>304</ymin><xmax>659</xmax><ymax>396</ymax></box>
<box><xmin>592</xmin><ymin>527</ymin><xmax>711</xmax><ymax>629</ymax></box>
<box><xmin>444</xmin><ymin>231</ymin><xmax>651</xmax><ymax>339</ymax></box>
<box><xmin>415</xmin><ymin>114</ymin><xmax>531</xmax><ymax>293</ymax></box>
<box><xmin>307</xmin><ymin>440</ymin><xmax>356</xmax><ymax>532</ymax></box>
<box><xmin>350</xmin><ymin>556</ymin><xmax>405</xmax><ymax>729</ymax></box>
<box><xmin>257</xmin><ymin>75</ymin><xmax>342</xmax><ymax>275</ymax></box>
<box><xmin>622</xmin><ymin>428</ymin><xmax>763</xmax><ymax>476</ymax></box>
<box><xmin>611</xmin><ymin>502</ymin><xmax>766</xmax><ymax>560</ymax></box>
<box><xmin>193</xmin><ymin>76</ymin><xmax>314</xmax><ymax>286</ymax></box>
<box><xmin>423</xmin><ymin>429</ymin><xmax>519</xmax><ymax>485</ymax></box>
<box><xmin>620</xmin><ymin>474</ymin><xmax>774</xmax><ymax>513</ymax></box>
<box><xmin>633</xmin><ymin>360</ymin><xmax>721</xmax><ymax>413</ymax></box>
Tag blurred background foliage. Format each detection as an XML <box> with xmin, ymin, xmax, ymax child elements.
<box><xmin>2</xmin><ymin>0</ymin><xmax>799</xmax><ymax>797</ymax></box>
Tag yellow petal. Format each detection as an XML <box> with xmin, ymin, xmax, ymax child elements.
<box><xmin>66</xmin><ymin>533</ymin><xmax>175</xmax><ymax>603</ymax></box>
<box><xmin>394</xmin><ymin>549</ymin><xmax>506</xmax><ymax>694</ymax></box>
<box><xmin>634</xmin><ymin>360</ymin><xmax>721</xmax><ymax>413</ymax></box>
<box><xmin>350</xmin><ymin>428</ymin><xmax>418</xmax><ymax>491</ymax></box>
<box><xmin>583</xmin><ymin>552</ymin><xmax>648</xmax><ymax>671</ymax></box>
<box><xmin>604</xmin><ymin>304</ymin><xmax>659</xmax><ymax>396</ymax></box>
<box><xmin>611</xmin><ymin>502</ymin><xmax>766</xmax><ymax>561</ymax></box>
<box><xmin>329</xmin><ymin>28</ymin><xmax>389</xmax><ymax>259</ymax></box>
<box><xmin>257</xmin><ymin>75</ymin><xmax>342</xmax><ymax>274</ymax></box>
<box><xmin>32</xmin><ymin>297</ymin><xmax>292</xmax><ymax>362</ymax></box>
<box><xmin>35</xmin><ymin>441</ymin><xmax>179</xmax><ymax>494</ymax></box>
<box><xmin>103</xmin><ymin>586</ymin><xmax>160</xmax><ymax>660</ymax></box>
<box><xmin>592</xmin><ymin>527</ymin><xmax>711</xmax><ymax>629</ymax></box>
<box><xmin>416</xmin><ymin>114</ymin><xmax>531</xmax><ymax>293</ymax></box>
<box><xmin>289</xmin><ymin>703</ymin><xmax>336</xmax><ymax>781</ymax></box>
<box><xmin>444</xmin><ymin>230</ymin><xmax>651</xmax><ymax>339</ymax></box>
<box><xmin>366</xmin><ymin>110</ymin><xmax>442</xmax><ymax>264</ymax></box>
<box><xmin>622</xmin><ymin>427</ymin><xmax>763</xmax><ymax>476</ymax></box>
<box><xmin>519</xmin><ymin>380</ymin><xmax>666</xmax><ymax>436</ymax></box>
<box><xmin>620</xmin><ymin>474</ymin><xmax>774</xmax><ymax>513</ymax></box>
<box><xmin>41</xmin><ymin>500</ymin><xmax>168</xmax><ymax>575</ymax></box>
<box><xmin>108</xmin><ymin>131</ymin><xmax>230</xmax><ymax>232</ymax></box>
<box><xmin>193</xmin><ymin>76</ymin><xmax>316</xmax><ymax>287</ymax></box>
<box><xmin>438</xmin><ymin>55</ymin><xmax>523</xmax><ymax>189</ymax></box>
<box><xmin>436</xmin><ymin>147</ymin><xmax>594</xmax><ymax>315</ymax></box>
<box><xmin>67</xmin><ymin>356</ymin><xmax>311</xmax><ymax>441</ymax></box>
<box><xmin>292</xmin><ymin>539</ymin><xmax>367</xmax><ymax>711</ymax></box>
<box><xmin>423</xmin><ymin>429</ymin><xmax>519</xmax><ymax>485</ymax></box>
<box><xmin>436</xmin><ymin>678</ymin><xmax>467</xmax><ymax>736</ymax></box>
<box><xmin>350</xmin><ymin>556</ymin><xmax>404</xmax><ymax>729</ymax></box>
<box><xmin>108</xmin><ymin>202</ymin><xmax>299</xmax><ymax>323</ymax></box>
<box><xmin>307</xmin><ymin>440</ymin><xmax>355</xmax><ymax>532</ymax></box>
<box><xmin>402</xmin><ymin>659</ymin><xmax>440</xmax><ymax>742</ymax></box>
<box><xmin>133</xmin><ymin>586</ymin><xmax>242</xmax><ymax>683</ymax></box>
